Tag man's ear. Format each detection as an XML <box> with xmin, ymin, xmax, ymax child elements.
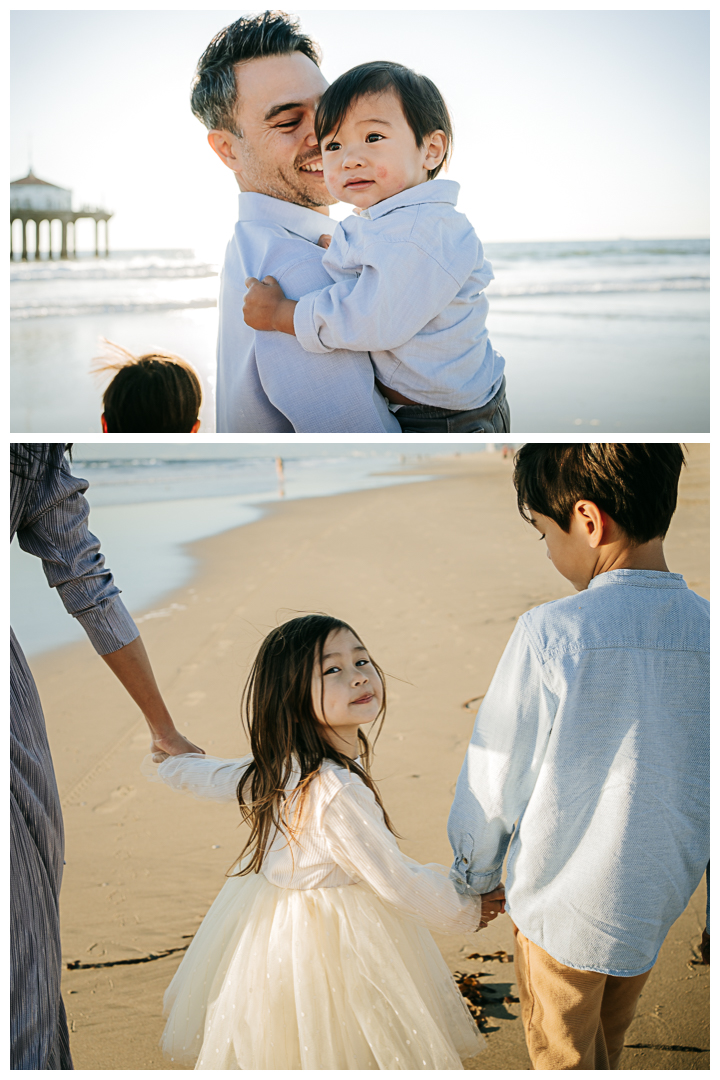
<box><xmin>207</xmin><ymin>129</ymin><xmax>243</xmax><ymax>174</ymax></box>
<box><xmin>573</xmin><ymin>500</ymin><xmax>605</xmax><ymax>548</ymax></box>
<box><xmin>422</xmin><ymin>130</ymin><xmax>448</xmax><ymax>174</ymax></box>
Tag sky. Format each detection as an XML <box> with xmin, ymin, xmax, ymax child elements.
<box><xmin>10</xmin><ymin>8</ymin><xmax>709</xmax><ymax>257</ymax></box>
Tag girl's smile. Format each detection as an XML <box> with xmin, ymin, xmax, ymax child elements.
<box><xmin>311</xmin><ymin>626</ymin><xmax>383</xmax><ymax>752</ymax></box>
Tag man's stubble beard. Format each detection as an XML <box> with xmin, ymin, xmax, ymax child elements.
<box><xmin>241</xmin><ymin>141</ymin><xmax>336</xmax><ymax>210</ymax></box>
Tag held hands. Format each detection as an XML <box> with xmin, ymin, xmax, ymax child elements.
<box><xmin>478</xmin><ymin>886</ymin><xmax>506</xmax><ymax>930</ymax></box>
<box><xmin>150</xmin><ymin>729</ymin><xmax>205</xmax><ymax>763</ymax></box>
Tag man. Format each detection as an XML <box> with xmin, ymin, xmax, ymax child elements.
<box><xmin>191</xmin><ymin>11</ymin><xmax>400</xmax><ymax>433</ymax></box>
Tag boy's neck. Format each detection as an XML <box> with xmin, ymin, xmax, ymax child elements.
<box><xmin>594</xmin><ymin>536</ymin><xmax>669</xmax><ymax>578</ymax></box>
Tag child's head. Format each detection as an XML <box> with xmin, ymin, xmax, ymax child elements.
<box><xmin>236</xmin><ymin>614</ymin><xmax>393</xmax><ymax>875</ymax></box>
<box><xmin>95</xmin><ymin>339</ymin><xmax>202</xmax><ymax>433</ymax></box>
<box><xmin>315</xmin><ymin>61</ymin><xmax>452</xmax><ymax>209</ymax></box>
<box><xmin>513</xmin><ymin>444</ymin><xmax>685</xmax><ymax>590</ymax></box>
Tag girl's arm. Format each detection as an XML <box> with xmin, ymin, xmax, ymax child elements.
<box><xmin>321</xmin><ymin>778</ymin><xmax>502</xmax><ymax>934</ymax></box>
<box><xmin>144</xmin><ymin>753</ymin><xmax>252</xmax><ymax>802</ymax></box>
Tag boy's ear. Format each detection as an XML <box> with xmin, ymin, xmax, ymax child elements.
<box><xmin>422</xmin><ymin>129</ymin><xmax>448</xmax><ymax>173</ymax></box>
<box><xmin>574</xmin><ymin>500</ymin><xmax>605</xmax><ymax>548</ymax></box>
<box><xmin>101</xmin><ymin>413</ymin><xmax>108</xmax><ymax>433</ymax></box>
<box><xmin>191</xmin><ymin>419</ymin><xmax>201</xmax><ymax>433</ymax></box>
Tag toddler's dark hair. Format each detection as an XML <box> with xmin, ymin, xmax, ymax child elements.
<box><xmin>315</xmin><ymin>61</ymin><xmax>453</xmax><ymax>180</ymax></box>
<box><xmin>95</xmin><ymin>340</ymin><xmax>202</xmax><ymax>433</ymax></box>
<box><xmin>513</xmin><ymin>444</ymin><xmax>686</xmax><ymax>544</ymax></box>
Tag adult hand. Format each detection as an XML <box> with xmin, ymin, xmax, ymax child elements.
<box><xmin>243</xmin><ymin>275</ymin><xmax>286</xmax><ymax>331</ymax></box>
<box><xmin>479</xmin><ymin>886</ymin><xmax>506</xmax><ymax>929</ymax></box>
<box><xmin>150</xmin><ymin>729</ymin><xmax>205</xmax><ymax>761</ymax></box>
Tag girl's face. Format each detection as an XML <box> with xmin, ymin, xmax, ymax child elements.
<box><xmin>311</xmin><ymin>627</ymin><xmax>383</xmax><ymax>747</ymax></box>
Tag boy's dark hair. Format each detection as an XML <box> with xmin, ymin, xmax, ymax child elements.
<box><xmin>191</xmin><ymin>10</ymin><xmax>321</xmax><ymax>134</ymax></box>
<box><xmin>513</xmin><ymin>444</ymin><xmax>686</xmax><ymax>544</ymax></box>
<box><xmin>95</xmin><ymin>340</ymin><xmax>202</xmax><ymax>433</ymax></box>
<box><xmin>315</xmin><ymin>61</ymin><xmax>453</xmax><ymax>180</ymax></box>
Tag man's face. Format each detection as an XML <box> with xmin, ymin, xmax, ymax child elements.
<box><xmin>228</xmin><ymin>52</ymin><xmax>333</xmax><ymax>210</ymax></box>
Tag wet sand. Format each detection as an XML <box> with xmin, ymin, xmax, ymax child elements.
<box><xmin>30</xmin><ymin>446</ymin><xmax>709</xmax><ymax>1069</ymax></box>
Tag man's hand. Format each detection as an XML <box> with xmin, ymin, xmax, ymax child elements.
<box><xmin>243</xmin><ymin>276</ymin><xmax>297</xmax><ymax>335</ymax></box>
<box><xmin>479</xmin><ymin>886</ymin><xmax>506</xmax><ymax>929</ymax></box>
<box><xmin>150</xmin><ymin>730</ymin><xmax>204</xmax><ymax>762</ymax></box>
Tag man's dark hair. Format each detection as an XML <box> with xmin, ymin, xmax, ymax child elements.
<box><xmin>315</xmin><ymin>61</ymin><xmax>453</xmax><ymax>180</ymax></box>
<box><xmin>513</xmin><ymin>444</ymin><xmax>686</xmax><ymax>544</ymax></box>
<box><xmin>191</xmin><ymin>10</ymin><xmax>321</xmax><ymax>134</ymax></box>
<box><xmin>96</xmin><ymin>342</ymin><xmax>202</xmax><ymax>433</ymax></box>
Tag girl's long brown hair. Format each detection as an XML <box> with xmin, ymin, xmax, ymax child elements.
<box><xmin>234</xmin><ymin>614</ymin><xmax>396</xmax><ymax>876</ymax></box>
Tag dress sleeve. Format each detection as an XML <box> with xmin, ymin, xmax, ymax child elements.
<box><xmin>321</xmin><ymin>778</ymin><xmax>483</xmax><ymax>933</ymax></box>
<box><xmin>144</xmin><ymin>753</ymin><xmax>253</xmax><ymax>803</ymax></box>
<box><xmin>15</xmin><ymin>452</ymin><xmax>138</xmax><ymax>656</ymax></box>
<box><xmin>293</xmin><ymin>239</ymin><xmax>466</xmax><ymax>355</ymax></box>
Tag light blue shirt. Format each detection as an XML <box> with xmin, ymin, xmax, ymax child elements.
<box><xmin>293</xmin><ymin>179</ymin><xmax>505</xmax><ymax>410</ymax></box>
<box><xmin>216</xmin><ymin>193</ymin><xmax>400</xmax><ymax>433</ymax></box>
<box><xmin>448</xmin><ymin>569</ymin><xmax>709</xmax><ymax>977</ymax></box>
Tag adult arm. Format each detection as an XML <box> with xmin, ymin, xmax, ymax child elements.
<box><xmin>321</xmin><ymin>777</ymin><xmax>501</xmax><ymax>933</ymax></box>
<box><xmin>293</xmin><ymin>240</ymin><xmax>467</xmax><ymax>355</ymax></box>
<box><xmin>447</xmin><ymin>620</ymin><xmax>557</xmax><ymax>896</ymax></box>
<box><xmin>15</xmin><ymin>450</ymin><xmax>200</xmax><ymax>755</ymax></box>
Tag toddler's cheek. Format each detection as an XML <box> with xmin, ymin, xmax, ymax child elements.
<box><xmin>376</xmin><ymin>166</ymin><xmax>387</xmax><ymax>179</ymax></box>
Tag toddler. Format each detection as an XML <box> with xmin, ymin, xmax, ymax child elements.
<box><xmin>243</xmin><ymin>62</ymin><xmax>509</xmax><ymax>434</ymax></box>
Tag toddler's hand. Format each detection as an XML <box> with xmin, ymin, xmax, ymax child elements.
<box><xmin>478</xmin><ymin>886</ymin><xmax>506</xmax><ymax>929</ymax></box>
<box><xmin>244</xmin><ymin>275</ymin><xmax>287</xmax><ymax>331</ymax></box>
<box><xmin>317</xmin><ymin>233</ymin><xmax>332</xmax><ymax>250</ymax></box>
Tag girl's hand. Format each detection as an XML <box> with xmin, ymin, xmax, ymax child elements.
<box><xmin>150</xmin><ymin>729</ymin><xmax>205</xmax><ymax>762</ymax></box>
<box><xmin>478</xmin><ymin>886</ymin><xmax>506</xmax><ymax>929</ymax></box>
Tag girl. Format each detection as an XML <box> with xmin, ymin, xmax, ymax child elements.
<box><xmin>144</xmin><ymin>614</ymin><xmax>505</xmax><ymax>1069</ymax></box>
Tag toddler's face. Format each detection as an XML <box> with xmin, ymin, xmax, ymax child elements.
<box><xmin>320</xmin><ymin>90</ymin><xmax>445</xmax><ymax>210</ymax></box>
<box><xmin>311</xmin><ymin>627</ymin><xmax>383</xmax><ymax>739</ymax></box>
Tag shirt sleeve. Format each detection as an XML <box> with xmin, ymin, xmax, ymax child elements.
<box><xmin>321</xmin><ymin>777</ymin><xmax>483</xmax><ymax>933</ymax></box>
<box><xmin>15</xmin><ymin>453</ymin><xmax>138</xmax><ymax>656</ymax></box>
<box><xmin>145</xmin><ymin>753</ymin><xmax>253</xmax><ymax>803</ymax></box>
<box><xmin>293</xmin><ymin>239</ymin><xmax>466</xmax><ymax>355</ymax></box>
<box><xmin>447</xmin><ymin>619</ymin><xmax>557</xmax><ymax>895</ymax></box>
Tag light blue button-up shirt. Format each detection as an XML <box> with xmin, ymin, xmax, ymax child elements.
<box><xmin>293</xmin><ymin>179</ymin><xmax>505</xmax><ymax>411</ymax></box>
<box><xmin>216</xmin><ymin>192</ymin><xmax>400</xmax><ymax>433</ymax></box>
<box><xmin>448</xmin><ymin>569</ymin><xmax>709</xmax><ymax>976</ymax></box>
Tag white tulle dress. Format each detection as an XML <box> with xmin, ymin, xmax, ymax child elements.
<box><xmin>144</xmin><ymin>753</ymin><xmax>485</xmax><ymax>1070</ymax></box>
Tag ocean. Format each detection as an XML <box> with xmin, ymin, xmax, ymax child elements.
<box><xmin>10</xmin><ymin>239</ymin><xmax>709</xmax><ymax>433</ymax></box>
<box><xmin>11</xmin><ymin>445</ymin><xmax>488</xmax><ymax>656</ymax></box>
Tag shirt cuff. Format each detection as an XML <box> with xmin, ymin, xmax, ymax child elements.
<box><xmin>293</xmin><ymin>291</ymin><xmax>334</xmax><ymax>354</ymax></box>
<box><xmin>75</xmin><ymin>597</ymin><xmax>139</xmax><ymax>656</ymax></box>
<box><xmin>450</xmin><ymin>861</ymin><xmax>503</xmax><ymax>897</ymax></box>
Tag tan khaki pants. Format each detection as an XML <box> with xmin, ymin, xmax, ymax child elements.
<box><xmin>512</xmin><ymin>923</ymin><xmax>653</xmax><ymax>1069</ymax></box>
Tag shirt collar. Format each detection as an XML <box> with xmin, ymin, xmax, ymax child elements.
<box><xmin>354</xmin><ymin>177</ymin><xmax>460</xmax><ymax>221</ymax></box>
<box><xmin>587</xmin><ymin>569</ymin><xmax>688</xmax><ymax>591</ymax></box>
<box><xmin>236</xmin><ymin>191</ymin><xmax>336</xmax><ymax>244</ymax></box>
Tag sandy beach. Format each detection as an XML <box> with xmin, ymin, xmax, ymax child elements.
<box><xmin>28</xmin><ymin>446</ymin><xmax>709</xmax><ymax>1070</ymax></box>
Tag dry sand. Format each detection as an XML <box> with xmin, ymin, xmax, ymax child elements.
<box><xmin>30</xmin><ymin>445</ymin><xmax>709</xmax><ymax>1070</ymax></box>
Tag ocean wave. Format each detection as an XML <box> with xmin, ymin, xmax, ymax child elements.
<box><xmin>488</xmin><ymin>277</ymin><xmax>709</xmax><ymax>298</ymax></box>
<box><xmin>10</xmin><ymin>252</ymin><xmax>217</xmax><ymax>282</ymax></box>
<box><xmin>10</xmin><ymin>297</ymin><xmax>217</xmax><ymax>320</ymax></box>
<box><xmin>484</xmin><ymin>239</ymin><xmax>709</xmax><ymax>262</ymax></box>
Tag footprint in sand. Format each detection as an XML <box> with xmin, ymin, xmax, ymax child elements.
<box><xmin>185</xmin><ymin>691</ymin><xmax>207</xmax><ymax>708</ymax></box>
<box><xmin>93</xmin><ymin>786</ymin><xmax>136</xmax><ymax>813</ymax></box>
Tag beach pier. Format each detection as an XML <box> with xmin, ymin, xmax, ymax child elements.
<box><xmin>10</xmin><ymin>171</ymin><xmax>112</xmax><ymax>260</ymax></box>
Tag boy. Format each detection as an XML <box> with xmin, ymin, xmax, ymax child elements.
<box><xmin>243</xmin><ymin>61</ymin><xmax>509</xmax><ymax>434</ymax></box>
<box><xmin>95</xmin><ymin>340</ymin><xmax>202</xmax><ymax>433</ymax></box>
<box><xmin>448</xmin><ymin>444</ymin><xmax>709</xmax><ymax>1069</ymax></box>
